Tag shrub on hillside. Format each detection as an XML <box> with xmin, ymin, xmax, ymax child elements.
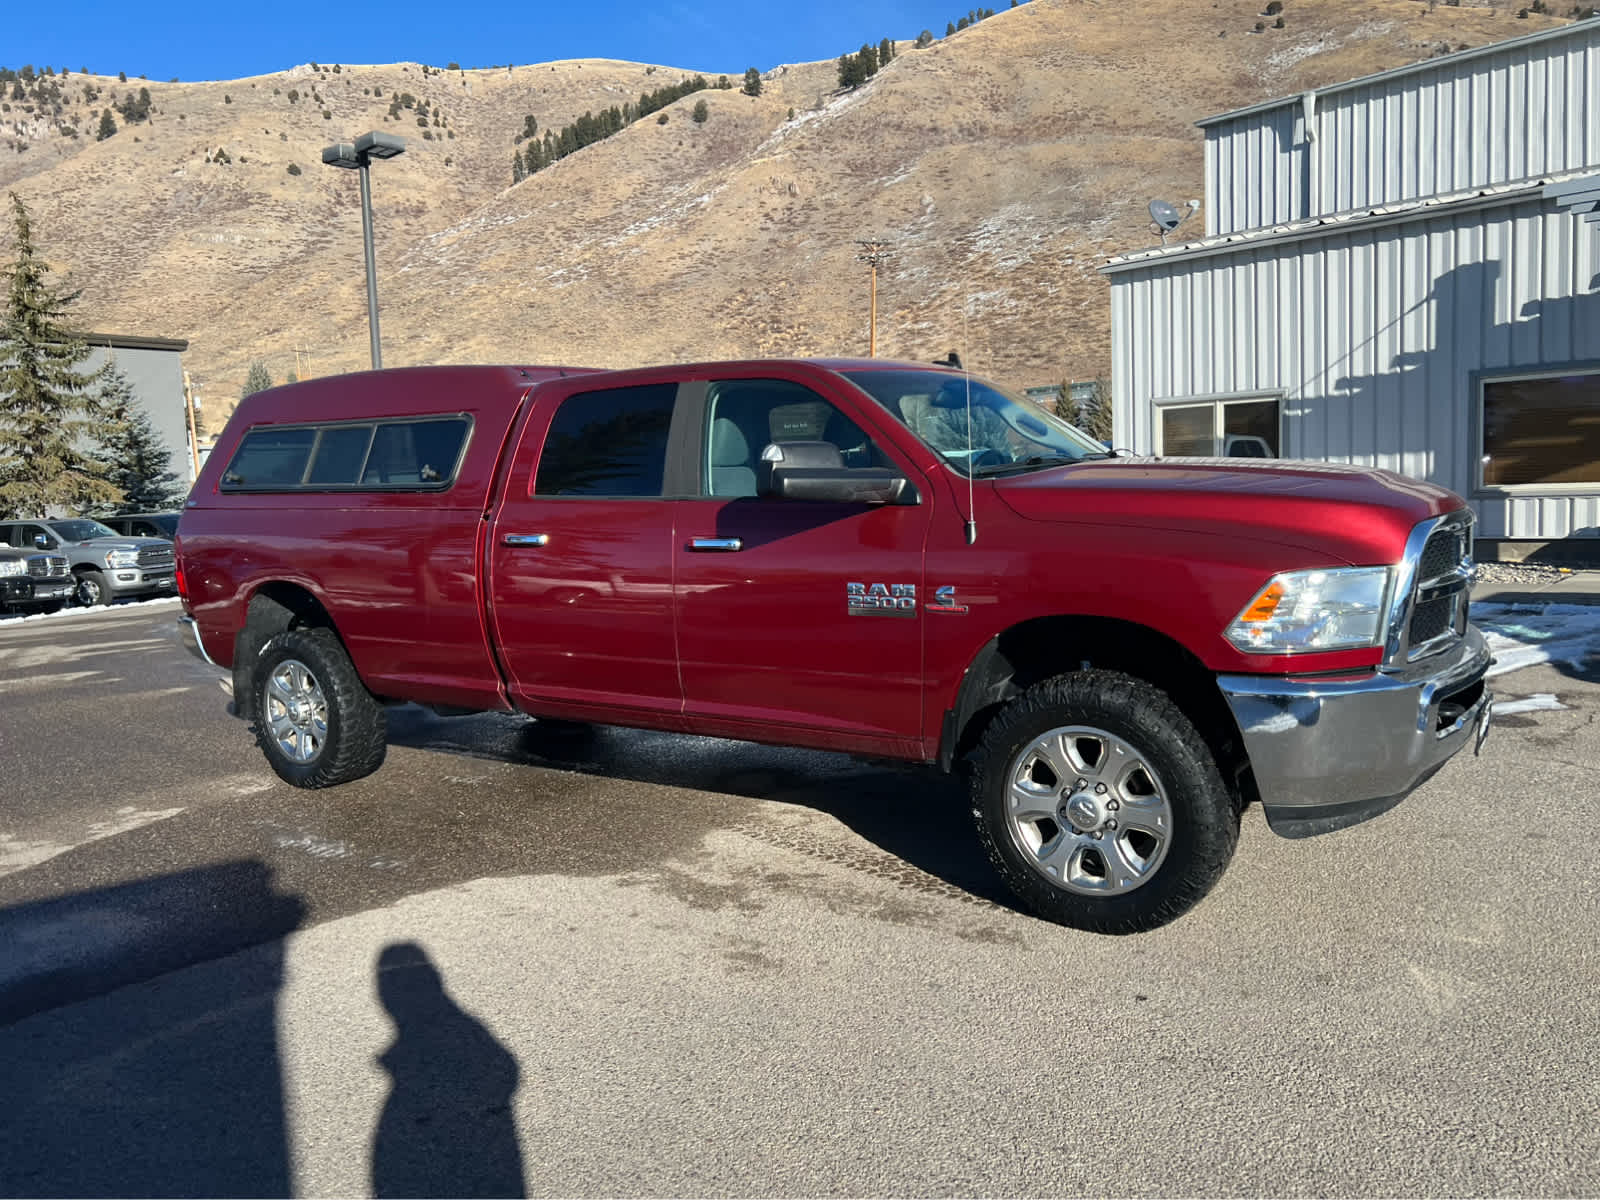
<box><xmin>692</xmin><ymin>98</ymin><xmax>708</xmax><ymax>123</ymax></box>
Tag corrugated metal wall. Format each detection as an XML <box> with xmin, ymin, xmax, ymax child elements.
<box><xmin>1109</xmin><ymin>197</ymin><xmax>1600</xmax><ymax>540</ymax></box>
<box><xmin>1203</xmin><ymin>24</ymin><xmax>1600</xmax><ymax>238</ymax></box>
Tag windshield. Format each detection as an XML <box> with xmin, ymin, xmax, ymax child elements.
<box><xmin>841</xmin><ymin>368</ymin><xmax>1109</xmax><ymax>477</ymax></box>
<box><xmin>47</xmin><ymin>519</ymin><xmax>119</xmax><ymax>541</ymax></box>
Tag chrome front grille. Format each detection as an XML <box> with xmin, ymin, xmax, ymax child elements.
<box><xmin>1385</xmin><ymin>510</ymin><xmax>1474</xmax><ymax>666</ymax></box>
<box><xmin>138</xmin><ymin>544</ymin><xmax>175</xmax><ymax>570</ymax></box>
<box><xmin>26</xmin><ymin>554</ymin><xmax>68</xmax><ymax>578</ymax></box>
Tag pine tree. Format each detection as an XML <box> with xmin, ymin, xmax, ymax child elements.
<box><xmin>91</xmin><ymin>364</ymin><xmax>183</xmax><ymax>514</ymax></box>
<box><xmin>692</xmin><ymin>98</ymin><xmax>709</xmax><ymax>124</ymax></box>
<box><xmin>96</xmin><ymin>108</ymin><xmax>115</xmax><ymax>140</ymax></box>
<box><xmin>0</xmin><ymin>192</ymin><xmax>118</xmax><ymax>516</ymax></box>
<box><xmin>742</xmin><ymin>67</ymin><xmax>762</xmax><ymax>97</ymax></box>
<box><xmin>241</xmin><ymin>360</ymin><xmax>273</xmax><ymax>399</ymax></box>
<box><xmin>1077</xmin><ymin>379</ymin><xmax>1114</xmax><ymax>444</ymax></box>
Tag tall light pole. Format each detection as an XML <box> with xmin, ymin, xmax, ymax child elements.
<box><xmin>855</xmin><ymin>239</ymin><xmax>891</xmax><ymax>357</ymax></box>
<box><xmin>322</xmin><ymin>131</ymin><xmax>407</xmax><ymax>369</ymax></box>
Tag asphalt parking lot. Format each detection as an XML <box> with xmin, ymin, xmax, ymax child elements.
<box><xmin>1</xmin><ymin>600</ymin><xmax>1597</xmax><ymax>1197</ymax></box>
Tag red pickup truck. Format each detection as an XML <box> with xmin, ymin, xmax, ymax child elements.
<box><xmin>176</xmin><ymin>359</ymin><xmax>1491</xmax><ymax>933</ymax></box>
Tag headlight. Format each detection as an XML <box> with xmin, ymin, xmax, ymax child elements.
<box><xmin>1226</xmin><ymin>566</ymin><xmax>1391</xmax><ymax>654</ymax></box>
<box><xmin>106</xmin><ymin>549</ymin><xmax>139</xmax><ymax>568</ymax></box>
<box><xmin>0</xmin><ymin>560</ymin><xmax>23</xmax><ymax>577</ymax></box>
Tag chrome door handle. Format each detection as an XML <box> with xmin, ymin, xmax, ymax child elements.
<box><xmin>502</xmin><ymin>533</ymin><xmax>550</xmax><ymax>547</ymax></box>
<box><xmin>688</xmin><ymin>537</ymin><xmax>743</xmax><ymax>552</ymax></box>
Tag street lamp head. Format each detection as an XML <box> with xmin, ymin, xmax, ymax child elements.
<box><xmin>355</xmin><ymin>130</ymin><xmax>407</xmax><ymax>160</ymax></box>
<box><xmin>321</xmin><ymin>142</ymin><xmax>361</xmax><ymax>169</ymax></box>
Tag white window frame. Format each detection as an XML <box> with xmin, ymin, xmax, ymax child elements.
<box><xmin>1474</xmin><ymin>364</ymin><xmax>1600</xmax><ymax>496</ymax></box>
<box><xmin>1151</xmin><ymin>391</ymin><xmax>1283</xmax><ymax>458</ymax></box>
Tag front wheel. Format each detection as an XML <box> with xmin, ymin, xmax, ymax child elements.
<box><xmin>77</xmin><ymin>570</ymin><xmax>112</xmax><ymax>606</ymax></box>
<box><xmin>253</xmin><ymin>627</ymin><xmax>387</xmax><ymax>788</ymax></box>
<box><xmin>970</xmin><ymin>670</ymin><xmax>1238</xmax><ymax>934</ymax></box>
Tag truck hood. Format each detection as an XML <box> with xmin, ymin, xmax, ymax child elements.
<box><xmin>994</xmin><ymin>457</ymin><xmax>1462</xmax><ymax>565</ymax></box>
<box><xmin>67</xmin><ymin>537</ymin><xmax>171</xmax><ymax>550</ymax></box>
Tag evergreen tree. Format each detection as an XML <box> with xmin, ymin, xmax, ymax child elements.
<box><xmin>96</xmin><ymin>108</ymin><xmax>115</xmax><ymax>140</ymax></box>
<box><xmin>0</xmin><ymin>192</ymin><xmax>118</xmax><ymax>516</ymax></box>
<box><xmin>1077</xmin><ymin>379</ymin><xmax>1114</xmax><ymax>443</ymax></box>
<box><xmin>91</xmin><ymin>364</ymin><xmax>183</xmax><ymax>513</ymax></box>
<box><xmin>241</xmin><ymin>359</ymin><xmax>273</xmax><ymax>399</ymax></box>
<box><xmin>692</xmin><ymin>98</ymin><xmax>709</xmax><ymax>123</ymax></box>
<box><xmin>915</xmin><ymin>30</ymin><xmax>934</xmax><ymax>48</ymax></box>
<box><xmin>879</xmin><ymin>38</ymin><xmax>894</xmax><ymax>65</ymax></box>
<box><xmin>742</xmin><ymin>67</ymin><xmax>761</xmax><ymax>97</ymax></box>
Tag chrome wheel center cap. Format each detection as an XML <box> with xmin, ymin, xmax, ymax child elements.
<box><xmin>1064</xmin><ymin>793</ymin><xmax>1103</xmax><ymax>832</ymax></box>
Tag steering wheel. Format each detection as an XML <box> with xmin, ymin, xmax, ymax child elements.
<box><xmin>968</xmin><ymin>449</ymin><xmax>1008</xmax><ymax>471</ymax></box>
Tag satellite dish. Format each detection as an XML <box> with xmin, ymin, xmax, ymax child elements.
<box><xmin>1149</xmin><ymin>199</ymin><xmax>1182</xmax><ymax>232</ymax></box>
<box><xmin>1147</xmin><ymin>197</ymin><xmax>1198</xmax><ymax>245</ymax></box>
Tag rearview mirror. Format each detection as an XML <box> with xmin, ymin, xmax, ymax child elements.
<box><xmin>757</xmin><ymin>441</ymin><xmax>917</xmax><ymax>505</ymax></box>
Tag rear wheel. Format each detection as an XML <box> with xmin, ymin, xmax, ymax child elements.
<box><xmin>254</xmin><ymin>627</ymin><xmax>386</xmax><ymax>788</ymax></box>
<box><xmin>970</xmin><ymin>670</ymin><xmax>1238</xmax><ymax>934</ymax></box>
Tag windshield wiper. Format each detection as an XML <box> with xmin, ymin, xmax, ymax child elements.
<box><xmin>970</xmin><ymin>455</ymin><xmax>1083</xmax><ymax>478</ymax></box>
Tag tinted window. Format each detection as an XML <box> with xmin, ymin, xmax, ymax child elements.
<box><xmin>535</xmin><ymin>384</ymin><xmax>676</xmax><ymax>497</ymax></box>
<box><xmin>222</xmin><ymin>419</ymin><xmax>470</xmax><ymax>491</ymax></box>
<box><xmin>362</xmin><ymin>420</ymin><xmax>470</xmax><ymax>486</ymax></box>
<box><xmin>223</xmin><ymin>428</ymin><xmax>316</xmax><ymax>488</ymax></box>
<box><xmin>308</xmin><ymin>426</ymin><xmax>375</xmax><ymax>485</ymax></box>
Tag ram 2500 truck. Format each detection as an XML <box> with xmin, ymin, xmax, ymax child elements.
<box><xmin>176</xmin><ymin>360</ymin><xmax>1491</xmax><ymax>934</ymax></box>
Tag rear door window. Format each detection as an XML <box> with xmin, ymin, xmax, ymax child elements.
<box><xmin>535</xmin><ymin>384</ymin><xmax>677</xmax><ymax>497</ymax></box>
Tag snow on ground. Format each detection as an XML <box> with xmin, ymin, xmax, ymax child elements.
<box><xmin>0</xmin><ymin>596</ymin><xmax>182</xmax><ymax>628</ymax></box>
<box><xmin>1471</xmin><ymin>601</ymin><xmax>1600</xmax><ymax>680</ymax></box>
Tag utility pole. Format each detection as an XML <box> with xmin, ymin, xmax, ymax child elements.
<box><xmin>854</xmin><ymin>239</ymin><xmax>892</xmax><ymax>357</ymax></box>
<box><xmin>182</xmin><ymin>369</ymin><xmax>201</xmax><ymax>478</ymax></box>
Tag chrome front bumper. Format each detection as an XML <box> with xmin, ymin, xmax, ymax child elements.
<box><xmin>1217</xmin><ymin>625</ymin><xmax>1492</xmax><ymax>838</ymax></box>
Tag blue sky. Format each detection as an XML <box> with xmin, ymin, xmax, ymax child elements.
<box><xmin>6</xmin><ymin>1</ymin><xmax>968</xmax><ymax>82</ymax></box>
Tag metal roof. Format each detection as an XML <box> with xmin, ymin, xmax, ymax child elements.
<box><xmin>80</xmin><ymin>332</ymin><xmax>190</xmax><ymax>352</ymax></box>
<box><xmin>1100</xmin><ymin>169</ymin><xmax>1592</xmax><ymax>275</ymax></box>
<box><xmin>1195</xmin><ymin>19</ymin><xmax>1596</xmax><ymax>129</ymax></box>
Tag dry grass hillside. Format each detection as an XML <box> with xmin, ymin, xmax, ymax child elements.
<box><xmin>0</xmin><ymin>0</ymin><xmax>1572</xmax><ymax>425</ymax></box>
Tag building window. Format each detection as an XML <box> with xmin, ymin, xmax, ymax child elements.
<box><xmin>1481</xmin><ymin>370</ymin><xmax>1600</xmax><ymax>489</ymax></box>
<box><xmin>1156</xmin><ymin>396</ymin><xmax>1280</xmax><ymax>458</ymax></box>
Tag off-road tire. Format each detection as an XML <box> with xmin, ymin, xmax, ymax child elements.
<box><xmin>970</xmin><ymin>669</ymin><xmax>1238</xmax><ymax>934</ymax></box>
<box><xmin>253</xmin><ymin>626</ymin><xmax>386</xmax><ymax>788</ymax></box>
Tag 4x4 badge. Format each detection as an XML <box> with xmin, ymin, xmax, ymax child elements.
<box><xmin>927</xmin><ymin>585</ymin><xmax>969</xmax><ymax>614</ymax></box>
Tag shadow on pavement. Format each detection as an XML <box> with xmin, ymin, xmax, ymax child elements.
<box><xmin>371</xmin><ymin>942</ymin><xmax>527</xmax><ymax>1198</ymax></box>
<box><xmin>385</xmin><ymin>706</ymin><xmax>1019</xmax><ymax>911</ymax></box>
<box><xmin>0</xmin><ymin>861</ymin><xmax>304</xmax><ymax>1198</ymax></box>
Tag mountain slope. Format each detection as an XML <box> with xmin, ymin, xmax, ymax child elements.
<box><xmin>0</xmin><ymin>0</ymin><xmax>1570</xmax><ymax>423</ymax></box>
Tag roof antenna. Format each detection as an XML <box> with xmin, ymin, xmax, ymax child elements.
<box><xmin>962</xmin><ymin>305</ymin><xmax>977</xmax><ymax>546</ymax></box>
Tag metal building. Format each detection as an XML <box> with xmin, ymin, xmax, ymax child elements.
<box><xmin>1103</xmin><ymin>22</ymin><xmax>1600</xmax><ymax>550</ymax></box>
<box><xmin>79</xmin><ymin>333</ymin><xmax>195</xmax><ymax>485</ymax></box>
